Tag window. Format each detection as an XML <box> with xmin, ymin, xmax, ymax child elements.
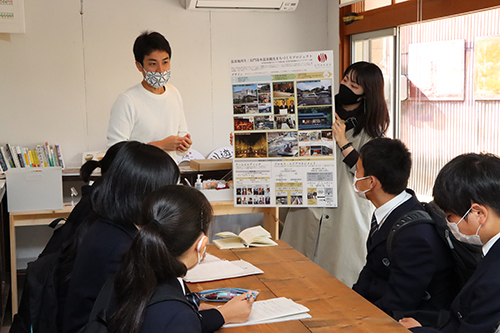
<box><xmin>400</xmin><ymin>8</ymin><xmax>500</xmax><ymax>200</ymax></box>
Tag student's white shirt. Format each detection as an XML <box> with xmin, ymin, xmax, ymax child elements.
<box><xmin>373</xmin><ymin>190</ymin><xmax>412</xmax><ymax>229</ymax></box>
<box><xmin>178</xmin><ymin>277</ymin><xmax>186</xmax><ymax>295</ymax></box>
<box><xmin>482</xmin><ymin>231</ymin><xmax>500</xmax><ymax>256</ymax></box>
<box><xmin>107</xmin><ymin>83</ymin><xmax>190</xmax><ymax>160</ymax></box>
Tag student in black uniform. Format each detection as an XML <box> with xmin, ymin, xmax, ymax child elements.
<box><xmin>400</xmin><ymin>153</ymin><xmax>500</xmax><ymax>333</ymax></box>
<box><xmin>63</xmin><ymin>141</ymin><xmax>180</xmax><ymax>333</ymax></box>
<box><xmin>108</xmin><ymin>185</ymin><xmax>254</xmax><ymax>333</ymax></box>
<box><xmin>352</xmin><ymin>138</ymin><xmax>455</xmax><ymax>317</ymax></box>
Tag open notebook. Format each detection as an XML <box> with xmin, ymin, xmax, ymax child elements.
<box><xmin>223</xmin><ymin>297</ymin><xmax>311</xmax><ymax>327</ymax></box>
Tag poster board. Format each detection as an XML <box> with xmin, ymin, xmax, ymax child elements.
<box><xmin>230</xmin><ymin>50</ymin><xmax>337</xmax><ymax>208</ymax></box>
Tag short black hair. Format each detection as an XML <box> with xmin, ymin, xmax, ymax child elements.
<box><xmin>359</xmin><ymin>138</ymin><xmax>411</xmax><ymax>195</ymax></box>
<box><xmin>433</xmin><ymin>153</ymin><xmax>500</xmax><ymax>217</ymax></box>
<box><xmin>133</xmin><ymin>31</ymin><xmax>171</xmax><ymax>66</ymax></box>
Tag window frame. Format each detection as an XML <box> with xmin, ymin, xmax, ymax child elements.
<box><xmin>339</xmin><ymin>0</ymin><xmax>500</xmax><ymax>76</ymax></box>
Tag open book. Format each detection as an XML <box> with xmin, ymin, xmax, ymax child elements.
<box><xmin>213</xmin><ymin>225</ymin><xmax>278</xmax><ymax>249</ymax></box>
<box><xmin>184</xmin><ymin>254</ymin><xmax>263</xmax><ymax>283</ymax></box>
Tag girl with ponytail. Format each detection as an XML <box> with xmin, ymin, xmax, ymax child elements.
<box><xmin>63</xmin><ymin>141</ymin><xmax>181</xmax><ymax>333</ymax></box>
<box><xmin>109</xmin><ymin>185</ymin><xmax>254</xmax><ymax>333</ymax></box>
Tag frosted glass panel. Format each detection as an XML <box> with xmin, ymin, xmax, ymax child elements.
<box><xmin>399</xmin><ymin>8</ymin><xmax>500</xmax><ymax>201</ymax></box>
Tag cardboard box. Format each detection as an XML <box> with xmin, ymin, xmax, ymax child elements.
<box><xmin>6</xmin><ymin>167</ymin><xmax>63</xmax><ymax>212</ymax></box>
<box><xmin>190</xmin><ymin>159</ymin><xmax>233</xmax><ymax>171</ymax></box>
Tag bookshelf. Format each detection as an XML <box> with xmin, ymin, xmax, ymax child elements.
<box><xmin>0</xmin><ymin>142</ymin><xmax>65</xmax><ymax>173</ymax></box>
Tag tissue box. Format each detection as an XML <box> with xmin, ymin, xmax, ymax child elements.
<box><xmin>6</xmin><ymin>167</ymin><xmax>63</xmax><ymax>212</ymax></box>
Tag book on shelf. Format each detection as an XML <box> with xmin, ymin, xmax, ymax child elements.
<box><xmin>7</xmin><ymin>143</ymin><xmax>21</xmax><ymax>168</ymax></box>
<box><xmin>1</xmin><ymin>146</ymin><xmax>14</xmax><ymax>169</ymax></box>
<box><xmin>213</xmin><ymin>225</ymin><xmax>278</xmax><ymax>250</ymax></box>
<box><xmin>1</xmin><ymin>143</ymin><xmax>65</xmax><ymax>169</ymax></box>
<box><xmin>0</xmin><ymin>147</ymin><xmax>9</xmax><ymax>173</ymax></box>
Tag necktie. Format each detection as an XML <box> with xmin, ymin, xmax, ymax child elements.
<box><xmin>369</xmin><ymin>214</ymin><xmax>378</xmax><ymax>238</ymax></box>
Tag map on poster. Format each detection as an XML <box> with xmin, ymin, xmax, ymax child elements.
<box><xmin>230</xmin><ymin>50</ymin><xmax>337</xmax><ymax>208</ymax></box>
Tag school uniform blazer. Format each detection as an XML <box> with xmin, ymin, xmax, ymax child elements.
<box><xmin>412</xmin><ymin>238</ymin><xmax>500</xmax><ymax>333</ymax></box>
<box><xmin>63</xmin><ymin>217</ymin><xmax>225</xmax><ymax>333</ymax></box>
<box><xmin>141</xmin><ymin>279</ymin><xmax>225</xmax><ymax>333</ymax></box>
<box><xmin>63</xmin><ymin>217</ymin><xmax>138</xmax><ymax>333</ymax></box>
<box><xmin>352</xmin><ymin>190</ymin><xmax>455</xmax><ymax>317</ymax></box>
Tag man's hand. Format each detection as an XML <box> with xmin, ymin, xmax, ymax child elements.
<box><xmin>150</xmin><ymin>133</ymin><xmax>192</xmax><ymax>152</ymax></box>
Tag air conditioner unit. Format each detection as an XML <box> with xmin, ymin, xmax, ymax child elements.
<box><xmin>183</xmin><ymin>0</ymin><xmax>299</xmax><ymax>11</ymax></box>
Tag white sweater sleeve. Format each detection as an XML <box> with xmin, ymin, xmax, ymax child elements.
<box><xmin>106</xmin><ymin>93</ymin><xmax>135</xmax><ymax>148</ymax></box>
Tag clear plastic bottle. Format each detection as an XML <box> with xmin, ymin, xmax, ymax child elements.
<box><xmin>195</xmin><ymin>174</ymin><xmax>203</xmax><ymax>190</ymax></box>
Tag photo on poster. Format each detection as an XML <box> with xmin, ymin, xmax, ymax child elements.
<box><xmin>297</xmin><ymin>79</ymin><xmax>332</xmax><ymax>106</ymax></box>
<box><xmin>322</xmin><ymin>130</ymin><xmax>333</xmax><ymax>141</ymax></box>
<box><xmin>273</xmin><ymin>81</ymin><xmax>295</xmax><ymax>98</ymax></box>
<box><xmin>273</xmin><ymin>98</ymin><xmax>289</xmax><ymax>115</ymax></box>
<box><xmin>299</xmin><ymin>146</ymin><xmax>311</xmax><ymax>156</ymax></box>
<box><xmin>258</xmin><ymin>83</ymin><xmax>271</xmax><ymax>103</ymax></box>
<box><xmin>246</xmin><ymin>104</ymin><xmax>258</xmax><ymax>114</ymax></box>
<box><xmin>307</xmin><ymin>188</ymin><xmax>318</xmax><ymax>205</ymax></box>
<box><xmin>299</xmin><ymin>132</ymin><xmax>309</xmax><ymax>142</ymax></box>
<box><xmin>311</xmin><ymin>146</ymin><xmax>322</xmax><ymax>156</ymax></box>
<box><xmin>274</xmin><ymin>115</ymin><xmax>296</xmax><ymax>130</ymax></box>
<box><xmin>258</xmin><ymin>103</ymin><xmax>272</xmax><ymax>114</ymax></box>
<box><xmin>291</xmin><ymin>195</ymin><xmax>303</xmax><ymax>205</ymax></box>
<box><xmin>254</xmin><ymin>116</ymin><xmax>274</xmax><ymax>130</ymax></box>
<box><xmin>234</xmin><ymin>105</ymin><xmax>246</xmax><ymax>115</ymax></box>
<box><xmin>234</xmin><ymin>132</ymin><xmax>267</xmax><ymax>158</ymax></box>
<box><xmin>308</xmin><ymin>131</ymin><xmax>322</xmax><ymax>142</ymax></box>
<box><xmin>276</xmin><ymin>196</ymin><xmax>288</xmax><ymax>205</ymax></box>
<box><xmin>322</xmin><ymin>145</ymin><xmax>333</xmax><ymax>156</ymax></box>
<box><xmin>268</xmin><ymin>131</ymin><xmax>298</xmax><ymax>157</ymax></box>
<box><xmin>233</xmin><ymin>84</ymin><xmax>258</xmax><ymax>104</ymax></box>
<box><xmin>298</xmin><ymin>106</ymin><xmax>333</xmax><ymax>130</ymax></box>
<box><xmin>234</xmin><ymin>117</ymin><xmax>254</xmax><ymax>131</ymax></box>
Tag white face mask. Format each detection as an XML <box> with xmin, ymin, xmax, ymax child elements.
<box><xmin>196</xmin><ymin>235</ymin><xmax>207</xmax><ymax>265</ymax></box>
<box><xmin>353</xmin><ymin>175</ymin><xmax>371</xmax><ymax>200</ymax></box>
<box><xmin>446</xmin><ymin>207</ymin><xmax>483</xmax><ymax>246</ymax></box>
<box><xmin>142</xmin><ymin>67</ymin><xmax>171</xmax><ymax>88</ymax></box>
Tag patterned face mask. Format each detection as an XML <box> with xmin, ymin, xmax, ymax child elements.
<box><xmin>142</xmin><ymin>67</ymin><xmax>171</xmax><ymax>88</ymax></box>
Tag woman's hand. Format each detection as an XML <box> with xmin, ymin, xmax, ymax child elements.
<box><xmin>332</xmin><ymin>113</ymin><xmax>348</xmax><ymax>147</ymax></box>
<box><xmin>218</xmin><ymin>293</ymin><xmax>254</xmax><ymax>324</ymax></box>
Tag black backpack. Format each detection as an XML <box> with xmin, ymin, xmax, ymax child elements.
<box><xmin>387</xmin><ymin>201</ymin><xmax>483</xmax><ymax>290</ymax></box>
<box><xmin>79</xmin><ymin>279</ymin><xmax>198</xmax><ymax>333</ymax></box>
<box><xmin>10</xmin><ymin>188</ymin><xmax>94</xmax><ymax>333</ymax></box>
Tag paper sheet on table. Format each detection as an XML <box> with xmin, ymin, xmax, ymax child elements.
<box><xmin>184</xmin><ymin>254</ymin><xmax>263</xmax><ymax>283</ymax></box>
<box><xmin>223</xmin><ymin>297</ymin><xmax>311</xmax><ymax>328</ymax></box>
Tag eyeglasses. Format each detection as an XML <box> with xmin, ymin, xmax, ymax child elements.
<box><xmin>446</xmin><ymin>207</ymin><xmax>472</xmax><ymax>225</ymax></box>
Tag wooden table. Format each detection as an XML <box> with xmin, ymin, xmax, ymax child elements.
<box><xmin>189</xmin><ymin>241</ymin><xmax>409</xmax><ymax>333</ymax></box>
<box><xmin>8</xmin><ymin>201</ymin><xmax>279</xmax><ymax>316</ymax></box>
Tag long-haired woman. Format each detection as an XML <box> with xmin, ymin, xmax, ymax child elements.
<box><xmin>282</xmin><ymin>61</ymin><xmax>390</xmax><ymax>286</ymax></box>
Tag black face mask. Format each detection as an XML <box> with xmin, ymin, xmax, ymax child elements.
<box><xmin>338</xmin><ymin>84</ymin><xmax>364</xmax><ymax>105</ymax></box>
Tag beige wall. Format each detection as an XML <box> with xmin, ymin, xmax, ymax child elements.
<box><xmin>0</xmin><ymin>0</ymin><xmax>338</xmax><ymax>167</ymax></box>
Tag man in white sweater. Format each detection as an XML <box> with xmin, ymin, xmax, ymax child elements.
<box><xmin>107</xmin><ymin>31</ymin><xmax>192</xmax><ymax>160</ymax></box>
